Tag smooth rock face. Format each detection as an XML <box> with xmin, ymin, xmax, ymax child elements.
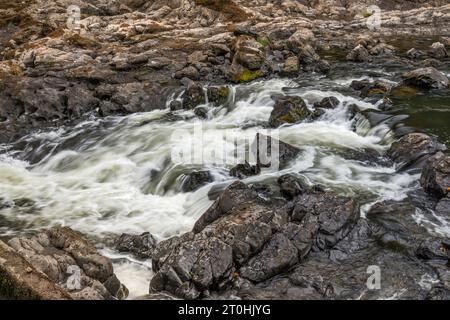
<box><xmin>401</xmin><ymin>67</ymin><xmax>449</xmax><ymax>90</ymax></box>
<box><xmin>269</xmin><ymin>96</ymin><xmax>310</xmax><ymax>128</ymax></box>
<box><xmin>387</xmin><ymin>133</ymin><xmax>447</xmax><ymax>170</ymax></box>
<box><xmin>2</xmin><ymin>227</ymin><xmax>128</xmax><ymax>300</ymax></box>
<box><xmin>420</xmin><ymin>152</ymin><xmax>450</xmax><ymax>199</ymax></box>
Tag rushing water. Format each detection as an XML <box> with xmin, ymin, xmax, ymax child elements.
<box><xmin>0</xmin><ymin>64</ymin><xmax>449</xmax><ymax>298</ymax></box>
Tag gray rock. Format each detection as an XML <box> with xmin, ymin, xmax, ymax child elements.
<box><xmin>420</xmin><ymin>152</ymin><xmax>450</xmax><ymax>199</ymax></box>
<box><xmin>269</xmin><ymin>95</ymin><xmax>310</xmax><ymax>128</ymax></box>
<box><xmin>115</xmin><ymin>232</ymin><xmax>157</xmax><ymax>259</ymax></box>
<box><xmin>401</xmin><ymin>67</ymin><xmax>449</xmax><ymax>90</ymax></box>
<box><xmin>181</xmin><ymin>82</ymin><xmax>206</xmax><ymax>109</ymax></box>
<box><xmin>346</xmin><ymin>45</ymin><xmax>370</xmax><ymax>62</ymax></box>
<box><xmin>230</xmin><ymin>162</ymin><xmax>260</xmax><ymax>179</ymax></box>
<box><xmin>181</xmin><ymin>171</ymin><xmax>213</xmax><ymax>193</ymax></box>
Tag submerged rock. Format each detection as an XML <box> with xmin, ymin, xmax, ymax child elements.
<box><xmin>401</xmin><ymin>67</ymin><xmax>449</xmax><ymax>90</ymax></box>
<box><xmin>2</xmin><ymin>227</ymin><xmax>128</xmax><ymax>300</ymax></box>
<box><xmin>269</xmin><ymin>96</ymin><xmax>310</xmax><ymax>128</ymax></box>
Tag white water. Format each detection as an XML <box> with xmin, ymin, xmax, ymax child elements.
<box><xmin>0</xmin><ymin>78</ymin><xmax>427</xmax><ymax>297</ymax></box>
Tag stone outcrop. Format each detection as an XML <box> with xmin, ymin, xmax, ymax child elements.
<box><xmin>1</xmin><ymin>227</ymin><xmax>128</xmax><ymax>300</ymax></box>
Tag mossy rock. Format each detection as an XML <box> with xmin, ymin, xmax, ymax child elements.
<box><xmin>231</xmin><ymin>68</ymin><xmax>264</xmax><ymax>83</ymax></box>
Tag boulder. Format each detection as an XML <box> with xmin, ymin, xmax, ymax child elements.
<box><xmin>387</xmin><ymin>133</ymin><xmax>447</xmax><ymax>170</ymax></box>
<box><xmin>229</xmin><ymin>162</ymin><xmax>260</xmax><ymax>179</ymax></box>
<box><xmin>181</xmin><ymin>82</ymin><xmax>206</xmax><ymax>109</ymax></box>
<box><xmin>277</xmin><ymin>174</ymin><xmax>306</xmax><ymax>200</ymax></box>
<box><xmin>269</xmin><ymin>96</ymin><xmax>311</xmax><ymax>127</ymax></box>
<box><xmin>401</xmin><ymin>67</ymin><xmax>449</xmax><ymax>90</ymax></box>
<box><xmin>115</xmin><ymin>232</ymin><xmax>157</xmax><ymax>259</ymax></box>
<box><xmin>2</xmin><ymin>227</ymin><xmax>128</xmax><ymax>300</ymax></box>
<box><xmin>181</xmin><ymin>171</ymin><xmax>214</xmax><ymax>192</ymax></box>
<box><xmin>314</xmin><ymin>96</ymin><xmax>340</xmax><ymax>109</ymax></box>
<box><xmin>346</xmin><ymin>45</ymin><xmax>370</xmax><ymax>62</ymax></box>
<box><xmin>420</xmin><ymin>152</ymin><xmax>450</xmax><ymax>199</ymax></box>
<box><xmin>252</xmin><ymin>133</ymin><xmax>302</xmax><ymax>169</ymax></box>
<box><xmin>280</xmin><ymin>56</ymin><xmax>299</xmax><ymax>77</ymax></box>
<box><xmin>429</xmin><ymin>42</ymin><xmax>447</xmax><ymax>59</ymax></box>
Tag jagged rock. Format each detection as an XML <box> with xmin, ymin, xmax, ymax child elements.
<box><xmin>2</xmin><ymin>227</ymin><xmax>128</xmax><ymax>300</ymax></box>
<box><xmin>435</xmin><ymin>196</ymin><xmax>450</xmax><ymax>216</ymax></box>
<box><xmin>420</xmin><ymin>152</ymin><xmax>450</xmax><ymax>199</ymax></box>
<box><xmin>401</xmin><ymin>67</ymin><xmax>449</xmax><ymax>90</ymax></box>
<box><xmin>115</xmin><ymin>232</ymin><xmax>157</xmax><ymax>259</ymax></box>
<box><xmin>277</xmin><ymin>174</ymin><xmax>306</xmax><ymax>200</ymax></box>
<box><xmin>181</xmin><ymin>171</ymin><xmax>214</xmax><ymax>192</ymax></box>
<box><xmin>230</xmin><ymin>162</ymin><xmax>260</xmax><ymax>179</ymax></box>
<box><xmin>387</xmin><ymin>133</ymin><xmax>447</xmax><ymax>170</ymax></box>
<box><xmin>149</xmin><ymin>181</ymin><xmax>362</xmax><ymax>299</ymax></box>
<box><xmin>269</xmin><ymin>96</ymin><xmax>310</xmax><ymax>127</ymax></box>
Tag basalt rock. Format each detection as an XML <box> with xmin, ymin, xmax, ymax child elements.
<box><xmin>2</xmin><ymin>227</ymin><xmax>128</xmax><ymax>300</ymax></box>
<box><xmin>269</xmin><ymin>96</ymin><xmax>310</xmax><ymax>128</ymax></box>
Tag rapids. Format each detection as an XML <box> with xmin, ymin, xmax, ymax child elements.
<box><xmin>1</xmin><ymin>67</ymin><xmax>449</xmax><ymax>298</ymax></box>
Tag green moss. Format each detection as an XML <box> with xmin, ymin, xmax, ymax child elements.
<box><xmin>233</xmin><ymin>69</ymin><xmax>264</xmax><ymax>83</ymax></box>
<box><xmin>389</xmin><ymin>85</ymin><xmax>419</xmax><ymax>98</ymax></box>
<box><xmin>361</xmin><ymin>10</ymin><xmax>373</xmax><ymax>18</ymax></box>
<box><xmin>218</xmin><ymin>86</ymin><xmax>230</xmax><ymax>98</ymax></box>
<box><xmin>257</xmin><ymin>37</ymin><xmax>270</xmax><ymax>48</ymax></box>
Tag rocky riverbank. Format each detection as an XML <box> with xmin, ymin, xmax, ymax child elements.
<box><xmin>0</xmin><ymin>0</ymin><xmax>450</xmax><ymax>300</ymax></box>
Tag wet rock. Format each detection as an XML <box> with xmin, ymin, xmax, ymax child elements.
<box><xmin>401</xmin><ymin>67</ymin><xmax>449</xmax><ymax>90</ymax></box>
<box><xmin>406</xmin><ymin>48</ymin><xmax>424</xmax><ymax>59</ymax></box>
<box><xmin>252</xmin><ymin>133</ymin><xmax>302</xmax><ymax>169</ymax></box>
<box><xmin>280</xmin><ymin>56</ymin><xmax>299</xmax><ymax>77</ymax></box>
<box><xmin>420</xmin><ymin>152</ymin><xmax>450</xmax><ymax>199</ymax></box>
<box><xmin>435</xmin><ymin>196</ymin><xmax>450</xmax><ymax>216</ymax></box>
<box><xmin>269</xmin><ymin>96</ymin><xmax>310</xmax><ymax>127</ymax></box>
<box><xmin>346</xmin><ymin>45</ymin><xmax>370</xmax><ymax>62</ymax></box>
<box><xmin>314</xmin><ymin>96</ymin><xmax>340</xmax><ymax>109</ymax></box>
<box><xmin>416</xmin><ymin>238</ymin><xmax>450</xmax><ymax>261</ymax></box>
<box><xmin>4</xmin><ymin>227</ymin><xmax>128</xmax><ymax>300</ymax></box>
<box><xmin>207</xmin><ymin>86</ymin><xmax>230</xmax><ymax>106</ymax></box>
<box><xmin>240</xmin><ymin>233</ymin><xmax>298</xmax><ymax>283</ymax></box>
<box><xmin>115</xmin><ymin>232</ymin><xmax>157</xmax><ymax>259</ymax></box>
<box><xmin>181</xmin><ymin>171</ymin><xmax>213</xmax><ymax>193</ymax></box>
<box><xmin>230</xmin><ymin>162</ymin><xmax>260</xmax><ymax>179</ymax></box>
<box><xmin>387</xmin><ymin>133</ymin><xmax>447</xmax><ymax>170</ymax></box>
<box><xmin>277</xmin><ymin>174</ymin><xmax>306</xmax><ymax>200</ymax></box>
<box><xmin>194</xmin><ymin>106</ymin><xmax>209</xmax><ymax>119</ymax></box>
<box><xmin>181</xmin><ymin>82</ymin><xmax>206</xmax><ymax>109</ymax></box>
<box><xmin>169</xmin><ymin>100</ymin><xmax>183</xmax><ymax>111</ymax></box>
<box><xmin>350</xmin><ymin>80</ymin><xmax>392</xmax><ymax>98</ymax></box>
<box><xmin>429</xmin><ymin>42</ymin><xmax>448</xmax><ymax>59</ymax></box>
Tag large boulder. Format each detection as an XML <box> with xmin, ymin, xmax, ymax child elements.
<box><xmin>252</xmin><ymin>133</ymin><xmax>302</xmax><ymax>169</ymax></box>
<box><xmin>387</xmin><ymin>133</ymin><xmax>447</xmax><ymax>170</ymax></box>
<box><xmin>2</xmin><ymin>227</ymin><xmax>128</xmax><ymax>300</ymax></box>
<box><xmin>269</xmin><ymin>96</ymin><xmax>311</xmax><ymax>128</ymax></box>
<box><xmin>401</xmin><ymin>67</ymin><xmax>449</xmax><ymax>90</ymax></box>
<box><xmin>420</xmin><ymin>152</ymin><xmax>450</xmax><ymax>199</ymax></box>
